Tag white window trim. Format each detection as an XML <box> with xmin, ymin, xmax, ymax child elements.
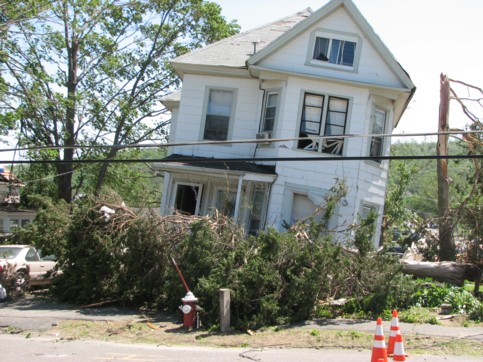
<box><xmin>260</xmin><ymin>90</ymin><xmax>280</xmax><ymax>135</ymax></box>
<box><xmin>366</xmin><ymin>105</ymin><xmax>389</xmax><ymax>167</ymax></box>
<box><xmin>306</xmin><ymin>28</ymin><xmax>362</xmax><ymax>72</ymax></box>
<box><xmin>200</xmin><ymin>86</ymin><xmax>237</xmax><ymax>142</ymax></box>
<box><xmin>360</xmin><ymin>201</ymin><xmax>379</xmax><ymax>219</ymax></box>
<box><xmin>296</xmin><ymin>90</ymin><xmax>352</xmax><ymax>156</ymax></box>
<box><xmin>281</xmin><ymin>183</ymin><xmax>333</xmax><ymax>228</ymax></box>
<box><xmin>246</xmin><ymin>185</ymin><xmax>269</xmax><ymax>235</ymax></box>
<box><xmin>171</xmin><ymin>181</ymin><xmax>203</xmax><ymax>215</ymax></box>
<box><xmin>211</xmin><ymin>187</ymin><xmax>238</xmax><ymax>218</ymax></box>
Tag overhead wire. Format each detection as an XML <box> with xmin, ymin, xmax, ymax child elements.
<box><xmin>0</xmin><ymin>129</ymin><xmax>481</xmax><ymax>154</ymax></box>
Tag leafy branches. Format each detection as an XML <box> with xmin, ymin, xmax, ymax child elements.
<box><xmin>0</xmin><ymin>0</ymin><xmax>240</xmax><ymax>202</ymax></box>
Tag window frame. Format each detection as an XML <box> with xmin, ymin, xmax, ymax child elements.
<box><xmin>361</xmin><ymin>202</ymin><xmax>378</xmax><ymax>220</ymax></box>
<box><xmin>212</xmin><ymin>187</ymin><xmax>237</xmax><ymax>218</ymax></box>
<box><xmin>306</xmin><ymin>29</ymin><xmax>362</xmax><ymax>72</ymax></box>
<box><xmin>260</xmin><ymin>90</ymin><xmax>280</xmax><ymax>135</ymax></box>
<box><xmin>297</xmin><ymin>91</ymin><xmax>350</xmax><ymax>156</ymax></box>
<box><xmin>247</xmin><ymin>187</ymin><xmax>268</xmax><ymax>235</ymax></box>
<box><xmin>368</xmin><ymin>106</ymin><xmax>388</xmax><ymax>164</ymax></box>
<box><xmin>172</xmin><ymin>182</ymin><xmax>203</xmax><ymax>216</ymax></box>
<box><xmin>201</xmin><ymin>87</ymin><xmax>237</xmax><ymax>141</ymax></box>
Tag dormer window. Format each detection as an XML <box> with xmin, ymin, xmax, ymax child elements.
<box><xmin>308</xmin><ymin>29</ymin><xmax>361</xmax><ymax>71</ymax></box>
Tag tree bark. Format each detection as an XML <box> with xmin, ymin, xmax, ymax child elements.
<box><xmin>401</xmin><ymin>260</ymin><xmax>481</xmax><ymax>294</ymax></box>
<box><xmin>57</xmin><ymin>1</ymin><xmax>77</xmax><ymax>203</ymax></box>
<box><xmin>437</xmin><ymin>73</ymin><xmax>456</xmax><ymax>261</ymax></box>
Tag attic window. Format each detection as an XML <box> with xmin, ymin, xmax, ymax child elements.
<box><xmin>308</xmin><ymin>30</ymin><xmax>361</xmax><ymax>70</ymax></box>
<box><xmin>313</xmin><ymin>37</ymin><xmax>356</xmax><ymax>66</ymax></box>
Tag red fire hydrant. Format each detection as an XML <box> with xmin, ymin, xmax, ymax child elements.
<box><xmin>180</xmin><ymin>291</ymin><xmax>199</xmax><ymax>329</ymax></box>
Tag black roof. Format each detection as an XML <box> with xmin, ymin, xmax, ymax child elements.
<box><xmin>159</xmin><ymin>154</ymin><xmax>276</xmax><ymax>175</ymax></box>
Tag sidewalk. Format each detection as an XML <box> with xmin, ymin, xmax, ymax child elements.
<box><xmin>1</xmin><ymin>293</ymin><xmax>482</xmax><ymax>342</ymax></box>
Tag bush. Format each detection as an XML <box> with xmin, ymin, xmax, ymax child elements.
<box><xmin>23</xmin><ymin>186</ymin><xmax>417</xmax><ymax>329</ymax></box>
<box><xmin>411</xmin><ymin>279</ymin><xmax>482</xmax><ymax>318</ymax></box>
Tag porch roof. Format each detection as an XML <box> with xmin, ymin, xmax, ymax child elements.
<box><xmin>155</xmin><ymin>154</ymin><xmax>276</xmax><ymax>176</ymax></box>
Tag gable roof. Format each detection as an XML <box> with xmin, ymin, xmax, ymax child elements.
<box><xmin>247</xmin><ymin>0</ymin><xmax>414</xmax><ymax>91</ymax></box>
<box><xmin>171</xmin><ymin>8</ymin><xmax>312</xmax><ymax>75</ymax></box>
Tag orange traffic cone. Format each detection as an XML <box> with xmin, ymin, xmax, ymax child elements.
<box><xmin>371</xmin><ymin>317</ymin><xmax>388</xmax><ymax>362</ymax></box>
<box><xmin>387</xmin><ymin>309</ymin><xmax>401</xmax><ymax>356</ymax></box>
<box><xmin>393</xmin><ymin>333</ymin><xmax>407</xmax><ymax>361</ymax></box>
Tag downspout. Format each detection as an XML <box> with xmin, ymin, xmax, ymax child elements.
<box><xmin>253</xmin><ymin>79</ymin><xmax>266</xmax><ymax>159</ymax></box>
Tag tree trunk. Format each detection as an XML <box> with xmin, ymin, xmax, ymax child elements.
<box><xmin>437</xmin><ymin>73</ymin><xmax>456</xmax><ymax>261</ymax></box>
<box><xmin>94</xmin><ymin>148</ymin><xmax>119</xmax><ymax>196</ymax></box>
<box><xmin>401</xmin><ymin>260</ymin><xmax>481</xmax><ymax>294</ymax></box>
<box><xmin>58</xmin><ymin>3</ymin><xmax>78</xmax><ymax>203</ymax></box>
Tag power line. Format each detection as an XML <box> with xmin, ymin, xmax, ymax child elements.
<box><xmin>0</xmin><ymin>129</ymin><xmax>481</xmax><ymax>154</ymax></box>
<box><xmin>1</xmin><ymin>154</ymin><xmax>482</xmax><ymax>165</ymax></box>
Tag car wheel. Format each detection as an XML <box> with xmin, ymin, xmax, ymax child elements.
<box><xmin>14</xmin><ymin>270</ymin><xmax>29</xmax><ymax>292</ymax></box>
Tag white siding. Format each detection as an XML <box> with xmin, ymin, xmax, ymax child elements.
<box><xmin>257</xmin><ymin>7</ymin><xmax>405</xmax><ymax>89</ymax></box>
<box><xmin>161</xmin><ymin>3</ymin><xmax>411</xmax><ymax>247</ymax></box>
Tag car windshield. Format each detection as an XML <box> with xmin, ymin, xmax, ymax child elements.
<box><xmin>0</xmin><ymin>247</ymin><xmax>23</xmax><ymax>259</ymax></box>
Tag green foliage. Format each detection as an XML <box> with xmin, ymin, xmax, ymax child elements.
<box><xmin>382</xmin><ymin>159</ymin><xmax>420</xmax><ymax>244</ymax></box>
<box><xmin>10</xmin><ymin>195</ymin><xmax>71</xmax><ymax>258</ymax></box>
<box><xmin>1</xmin><ymin>0</ymin><xmax>240</xmax><ymax>202</ymax></box>
<box><xmin>353</xmin><ymin>208</ymin><xmax>376</xmax><ymax>256</ymax></box>
<box><xmin>411</xmin><ymin>279</ymin><xmax>481</xmax><ymax>318</ymax></box>
<box><xmin>79</xmin><ymin>148</ymin><xmax>165</xmax><ymax>207</ymax></box>
<box><xmin>342</xmin><ymin>263</ymin><xmax>418</xmax><ymax>316</ymax></box>
<box><xmin>399</xmin><ymin>306</ymin><xmax>440</xmax><ymax>325</ymax></box>
<box><xmin>15</xmin><ymin>185</ymin><xmax>441</xmax><ymax>329</ymax></box>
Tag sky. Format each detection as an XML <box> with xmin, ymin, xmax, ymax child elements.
<box><xmin>214</xmin><ymin>0</ymin><xmax>483</xmax><ymax>142</ymax></box>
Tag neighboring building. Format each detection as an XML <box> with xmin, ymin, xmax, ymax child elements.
<box><xmin>154</xmin><ymin>0</ymin><xmax>415</xmax><ymax>245</ymax></box>
<box><xmin>0</xmin><ymin>167</ymin><xmax>35</xmax><ymax>234</ymax></box>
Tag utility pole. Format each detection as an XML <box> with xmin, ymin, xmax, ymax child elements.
<box><xmin>437</xmin><ymin>73</ymin><xmax>456</xmax><ymax>261</ymax></box>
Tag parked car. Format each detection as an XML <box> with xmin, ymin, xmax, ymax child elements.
<box><xmin>0</xmin><ymin>245</ymin><xmax>58</xmax><ymax>287</ymax></box>
<box><xmin>384</xmin><ymin>245</ymin><xmax>405</xmax><ymax>259</ymax></box>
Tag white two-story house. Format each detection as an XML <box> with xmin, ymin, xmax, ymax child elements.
<box><xmin>155</xmin><ymin>0</ymin><xmax>415</xmax><ymax>245</ymax></box>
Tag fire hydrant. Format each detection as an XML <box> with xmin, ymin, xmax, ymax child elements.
<box><xmin>180</xmin><ymin>291</ymin><xmax>199</xmax><ymax>329</ymax></box>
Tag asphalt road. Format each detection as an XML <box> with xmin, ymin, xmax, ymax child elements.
<box><xmin>1</xmin><ymin>294</ymin><xmax>482</xmax><ymax>361</ymax></box>
<box><xmin>1</xmin><ymin>334</ymin><xmax>483</xmax><ymax>362</ymax></box>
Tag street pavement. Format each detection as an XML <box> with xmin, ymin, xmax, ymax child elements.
<box><xmin>1</xmin><ymin>294</ymin><xmax>482</xmax><ymax>361</ymax></box>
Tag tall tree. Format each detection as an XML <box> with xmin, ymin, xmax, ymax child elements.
<box><xmin>0</xmin><ymin>0</ymin><xmax>239</xmax><ymax>202</ymax></box>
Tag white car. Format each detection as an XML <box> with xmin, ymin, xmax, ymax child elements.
<box><xmin>0</xmin><ymin>245</ymin><xmax>58</xmax><ymax>287</ymax></box>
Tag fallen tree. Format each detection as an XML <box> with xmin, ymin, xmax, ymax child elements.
<box><xmin>401</xmin><ymin>260</ymin><xmax>482</xmax><ymax>295</ymax></box>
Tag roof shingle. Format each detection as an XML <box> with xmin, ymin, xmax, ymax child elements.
<box><xmin>172</xmin><ymin>8</ymin><xmax>312</xmax><ymax>68</ymax></box>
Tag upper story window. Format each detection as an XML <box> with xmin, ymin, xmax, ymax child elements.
<box><xmin>369</xmin><ymin>107</ymin><xmax>387</xmax><ymax>163</ymax></box>
<box><xmin>307</xmin><ymin>29</ymin><xmax>361</xmax><ymax>71</ymax></box>
<box><xmin>203</xmin><ymin>88</ymin><xmax>235</xmax><ymax>141</ymax></box>
<box><xmin>313</xmin><ymin>37</ymin><xmax>356</xmax><ymax>66</ymax></box>
<box><xmin>260</xmin><ymin>92</ymin><xmax>279</xmax><ymax>134</ymax></box>
<box><xmin>297</xmin><ymin>92</ymin><xmax>349</xmax><ymax>156</ymax></box>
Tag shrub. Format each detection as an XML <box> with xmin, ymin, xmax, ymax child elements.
<box><xmin>411</xmin><ymin>280</ymin><xmax>482</xmax><ymax>318</ymax></box>
<box><xmin>22</xmin><ymin>185</ymin><xmax>416</xmax><ymax>329</ymax></box>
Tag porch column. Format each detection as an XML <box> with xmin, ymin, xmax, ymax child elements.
<box><xmin>233</xmin><ymin>175</ymin><xmax>243</xmax><ymax>222</ymax></box>
<box><xmin>159</xmin><ymin>172</ymin><xmax>171</xmax><ymax>215</ymax></box>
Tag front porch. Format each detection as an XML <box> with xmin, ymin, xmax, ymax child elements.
<box><xmin>154</xmin><ymin>155</ymin><xmax>277</xmax><ymax>235</ymax></box>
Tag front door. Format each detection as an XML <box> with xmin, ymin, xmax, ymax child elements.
<box><xmin>174</xmin><ymin>183</ymin><xmax>202</xmax><ymax>215</ymax></box>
